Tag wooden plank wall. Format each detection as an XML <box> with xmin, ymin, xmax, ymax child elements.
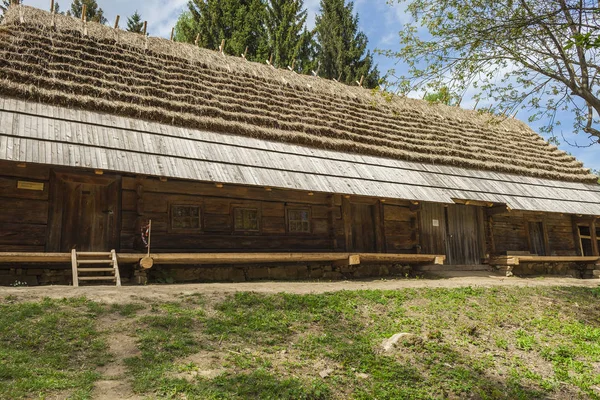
<box><xmin>383</xmin><ymin>204</ymin><xmax>419</xmax><ymax>253</ymax></box>
<box><xmin>489</xmin><ymin>210</ymin><xmax>577</xmax><ymax>256</ymax></box>
<box><xmin>419</xmin><ymin>203</ymin><xmax>447</xmax><ymax>255</ymax></box>
<box><xmin>120</xmin><ymin>177</ymin><xmax>346</xmax><ymax>252</ymax></box>
<box><xmin>0</xmin><ymin>161</ymin><xmax>51</xmax><ymax>251</ymax></box>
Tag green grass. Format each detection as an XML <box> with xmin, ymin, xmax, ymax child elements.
<box><xmin>3</xmin><ymin>286</ymin><xmax>600</xmax><ymax>399</ymax></box>
<box><xmin>0</xmin><ymin>297</ymin><xmax>109</xmax><ymax>399</ymax></box>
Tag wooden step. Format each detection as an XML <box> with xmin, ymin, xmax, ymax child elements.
<box><xmin>78</xmin><ymin>268</ymin><xmax>115</xmax><ymax>273</ymax></box>
<box><xmin>78</xmin><ymin>276</ymin><xmax>117</xmax><ymax>281</ymax></box>
<box><xmin>77</xmin><ymin>252</ymin><xmax>112</xmax><ymax>257</ymax></box>
<box><xmin>78</xmin><ymin>259</ymin><xmax>114</xmax><ymax>265</ymax></box>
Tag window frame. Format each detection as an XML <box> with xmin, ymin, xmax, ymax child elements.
<box><xmin>576</xmin><ymin>220</ymin><xmax>599</xmax><ymax>256</ymax></box>
<box><xmin>232</xmin><ymin>206</ymin><xmax>261</xmax><ymax>233</ymax></box>
<box><xmin>168</xmin><ymin>202</ymin><xmax>203</xmax><ymax>233</ymax></box>
<box><xmin>285</xmin><ymin>206</ymin><xmax>312</xmax><ymax>235</ymax></box>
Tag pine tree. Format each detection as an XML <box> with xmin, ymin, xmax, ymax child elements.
<box><xmin>174</xmin><ymin>0</ymin><xmax>269</xmax><ymax>63</ymax></box>
<box><xmin>314</xmin><ymin>0</ymin><xmax>379</xmax><ymax>88</ymax></box>
<box><xmin>126</xmin><ymin>10</ymin><xmax>144</xmax><ymax>33</ymax></box>
<box><xmin>265</xmin><ymin>0</ymin><xmax>313</xmax><ymax>71</ymax></box>
<box><xmin>67</xmin><ymin>0</ymin><xmax>107</xmax><ymax>24</ymax></box>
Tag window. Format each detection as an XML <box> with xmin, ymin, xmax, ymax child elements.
<box><xmin>234</xmin><ymin>208</ymin><xmax>260</xmax><ymax>231</ymax></box>
<box><xmin>578</xmin><ymin>224</ymin><xmax>596</xmax><ymax>256</ymax></box>
<box><xmin>171</xmin><ymin>205</ymin><xmax>201</xmax><ymax>230</ymax></box>
<box><xmin>287</xmin><ymin>208</ymin><xmax>311</xmax><ymax>233</ymax></box>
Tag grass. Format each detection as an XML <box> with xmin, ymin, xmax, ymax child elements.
<box><xmin>2</xmin><ymin>286</ymin><xmax>600</xmax><ymax>399</ymax></box>
<box><xmin>0</xmin><ymin>296</ymin><xmax>110</xmax><ymax>399</ymax></box>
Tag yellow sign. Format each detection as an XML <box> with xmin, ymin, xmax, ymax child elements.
<box><xmin>17</xmin><ymin>181</ymin><xmax>44</xmax><ymax>191</ymax></box>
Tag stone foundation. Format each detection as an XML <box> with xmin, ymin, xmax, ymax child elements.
<box><xmin>497</xmin><ymin>262</ymin><xmax>596</xmax><ymax>279</ymax></box>
<box><xmin>148</xmin><ymin>263</ymin><xmax>413</xmax><ymax>283</ymax></box>
<box><xmin>0</xmin><ymin>262</ymin><xmax>411</xmax><ymax>286</ymax></box>
<box><xmin>0</xmin><ymin>264</ymin><xmax>136</xmax><ymax>286</ymax></box>
<box><xmin>1</xmin><ymin>261</ymin><xmax>597</xmax><ymax>286</ymax></box>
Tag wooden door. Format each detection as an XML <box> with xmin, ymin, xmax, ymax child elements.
<box><xmin>445</xmin><ymin>205</ymin><xmax>485</xmax><ymax>265</ymax></box>
<box><xmin>419</xmin><ymin>203</ymin><xmax>447</xmax><ymax>256</ymax></box>
<box><xmin>351</xmin><ymin>203</ymin><xmax>377</xmax><ymax>252</ymax></box>
<box><xmin>47</xmin><ymin>172</ymin><xmax>120</xmax><ymax>252</ymax></box>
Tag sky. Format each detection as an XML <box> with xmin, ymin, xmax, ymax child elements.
<box><xmin>18</xmin><ymin>0</ymin><xmax>600</xmax><ymax>171</ymax></box>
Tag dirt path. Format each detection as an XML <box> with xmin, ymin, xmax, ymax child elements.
<box><xmin>92</xmin><ymin>314</ymin><xmax>142</xmax><ymax>400</ymax></box>
<box><xmin>1</xmin><ymin>271</ymin><xmax>598</xmax><ymax>304</ymax></box>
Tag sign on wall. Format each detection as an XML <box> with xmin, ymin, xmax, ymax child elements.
<box><xmin>17</xmin><ymin>181</ymin><xmax>44</xmax><ymax>191</ymax></box>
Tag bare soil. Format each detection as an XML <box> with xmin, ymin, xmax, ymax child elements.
<box><xmin>1</xmin><ymin>271</ymin><xmax>597</xmax><ymax>304</ymax></box>
<box><xmin>92</xmin><ymin>315</ymin><xmax>142</xmax><ymax>400</ymax></box>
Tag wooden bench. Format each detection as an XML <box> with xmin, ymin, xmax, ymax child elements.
<box><xmin>490</xmin><ymin>255</ymin><xmax>600</xmax><ymax>277</ymax></box>
<box><xmin>0</xmin><ymin>252</ymin><xmax>446</xmax><ymax>269</ymax></box>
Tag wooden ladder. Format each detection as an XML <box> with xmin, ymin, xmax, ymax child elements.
<box><xmin>71</xmin><ymin>250</ymin><xmax>121</xmax><ymax>287</ymax></box>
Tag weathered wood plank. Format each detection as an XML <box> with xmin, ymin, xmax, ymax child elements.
<box><xmin>0</xmin><ymin>160</ymin><xmax>50</xmax><ymax>180</ymax></box>
<box><xmin>0</xmin><ymin>176</ymin><xmax>49</xmax><ymax>200</ymax></box>
<box><xmin>0</xmin><ymin>198</ymin><xmax>48</xmax><ymax>224</ymax></box>
<box><xmin>0</xmin><ymin>223</ymin><xmax>47</xmax><ymax>246</ymax></box>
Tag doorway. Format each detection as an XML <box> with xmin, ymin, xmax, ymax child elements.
<box><xmin>445</xmin><ymin>204</ymin><xmax>485</xmax><ymax>265</ymax></box>
<box><xmin>47</xmin><ymin>172</ymin><xmax>120</xmax><ymax>252</ymax></box>
<box><xmin>351</xmin><ymin>203</ymin><xmax>377</xmax><ymax>252</ymax></box>
<box><xmin>420</xmin><ymin>203</ymin><xmax>485</xmax><ymax>265</ymax></box>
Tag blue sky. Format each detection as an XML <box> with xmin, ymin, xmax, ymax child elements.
<box><xmin>20</xmin><ymin>0</ymin><xmax>600</xmax><ymax>171</ymax></box>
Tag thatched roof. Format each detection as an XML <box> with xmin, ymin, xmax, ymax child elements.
<box><xmin>0</xmin><ymin>5</ymin><xmax>596</xmax><ymax>184</ymax></box>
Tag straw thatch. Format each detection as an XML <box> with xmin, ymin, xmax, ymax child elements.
<box><xmin>0</xmin><ymin>6</ymin><xmax>596</xmax><ymax>183</ymax></box>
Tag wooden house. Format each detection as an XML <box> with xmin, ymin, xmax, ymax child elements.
<box><xmin>0</xmin><ymin>5</ymin><xmax>599</xmax><ymax>285</ymax></box>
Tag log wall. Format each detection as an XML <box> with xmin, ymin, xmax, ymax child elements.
<box><xmin>120</xmin><ymin>177</ymin><xmax>346</xmax><ymax>253</ymax></box>
<box><xmin>0</xmin><ymin>161</ymin><xmax>589</xmax><ymax>268</ymax></box>
<box><xmin>0</xmin><ymin>161</ymin><xmax>51</xmax><ymax>252</ymax></box>
<box><xmin>489</xmin><ymin>210</ymin><xmax>578</xmax><ymax>256</ymax></box>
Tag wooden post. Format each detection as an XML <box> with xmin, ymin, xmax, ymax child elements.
<box><xmin>195</xmin><ymin>33</ymin><xmax>200</xmax><ymax>46</ymax></box>
<box><xmin>139</xmin><ymin>219</ymin><xmax>154</xmax><ymax>269</ymax></box>
<box><xmin>50</xmin><ymin>0</ymin><xmax>54</xmax><ymax>12</ymax></box>
<box><xmin>357</xmin><ymin>75</ymin><xmax>364</xmax><ymax>87</ymax></box>
<box><xmin>219</xmin><ymin>39</ymin><xmax>225</xmax><ymax>54</ymax></box>
<box><xmin>142</xmin><ymin>21</ymin><xmax>147</xmax><ymax>35</ymax></box>
<box><xmin>592</xmin><ymin>219</ymin><xmax>599</xmax><ymax>256</ymax></box>
<box><xmin>147</xmin><ymin>219</ymin><xmax>152</xmax><ymax>257</ymax></box>
<box><xmin>71</xmin><ymin>249</ymin><xmax>79</xmax><ymax>287</ymax></box>
<box><xmin>374</xmin><ymin>200</ymin><xmax>385</xmax><ymax>253</ymax></box>
<box><xmin>81</xmin><ymin>4</ymin><xmax>87</xmax><ymax>22</ymax></box>
<box><xmin>328</xmin><ymin>195</ymin><xmax>337</xmax><ymax>250</ymax></box>
<box><xmin>170</xmin><ymin>27</ymin><xmax>174</xmax><ymax>41</ymax></box>
<box><xmin>114</xmin><ymin>15</ymin><xmax>120</xmax><ymax>29</ymax></box>
<box><xmin>242</xmin><ymin>46</ymin><xmax>248</xmax><ymax>59</ymax></box>
<box><xmin>342</xmin><ymin>196</ymin><xmax>352</xmax><ymax>251</ymax></box>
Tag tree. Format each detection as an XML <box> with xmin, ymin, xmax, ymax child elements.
<box><xmin>387</xmin><ymin>0</ymin><xmax>600</xmax><ymax>145</ymax></box>
<box><xmin>265</xmin><ymin>0</ymin><xmax>313</xmax><ymax>71</ymax></box>
<box><xmin>313</xmin><ymin>0</ymin><xmax>380</xmax><ymax>88</ymax></box>
<box><xmin>175</xmin><ymin>0</ymin><xmax>269</xmax><ymax>63</ymax></box>
<box><xmin>423</xmin><ymin>86</ymin><xmax>459</xmax><ymax>106</ymax></box>
<box><xmin>67</xmin><ymin>0</ymin><xmax>107</xmax><ymax>24</ymax></box>
<box><xmin>127</xmin><ymin>10</ymin><xmax>144</xmax><ymax>33</ymax></box>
